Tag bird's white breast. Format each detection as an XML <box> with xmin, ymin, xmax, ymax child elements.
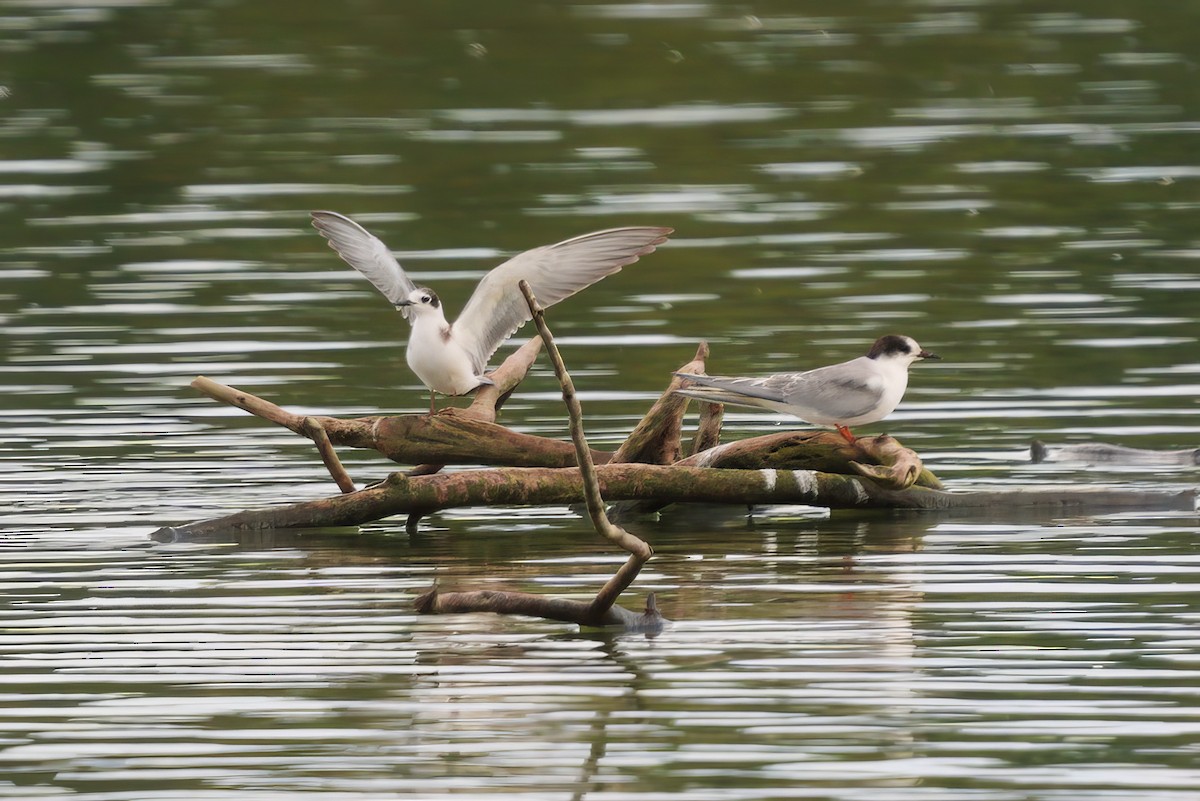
<box><xmin>406</xmin><ymin>320</ymin><xmax>482</xmax><ymax>396</ymax></box>
<box><xmin>854</xmin><ymin>361</ymin><xmax>909</xmax><ymax>425</ymax></box>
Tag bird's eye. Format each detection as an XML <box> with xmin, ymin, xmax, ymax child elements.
<box><xmin>420</xmin><ymin>295</ymin><xmax>431</xmax><ymax>304</ymax></box>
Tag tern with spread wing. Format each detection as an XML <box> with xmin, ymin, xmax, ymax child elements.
<box><xmin>674</xmin><ymin>334</ymin><xmax>939</xmax><ymax>442</ymax></box>
<box><xmin>312</xmin><ymin>211</ymin><xmax>672</xmax><ymax>410</ymax></box>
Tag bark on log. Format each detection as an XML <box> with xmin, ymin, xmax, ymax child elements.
<box><xmin>680</xmin><ymin>431</ymin><xmax>941</xmax><ymax>491</ymax></box>
<box><xmin>404</xmin><ymin>336</ymin><xmax>545</xmax><ymax>474</ymax></box>
<box><xmin>151</xmin><ymin>464</ymin><xmax>1196</xmax><ymax>540</ymax></box>
<box><xmin>610</xmin><ymin>430</ymin><xmax>934</xmax><ymax>521</ymax></box>
<box><xmin>469</xmin><ymin>336</ymin><xmax>544</xmax><ymax>420</ymax></box>
<box><xmin>370</xmin><ymin>413</ymin><xmax>608</xmax><ymax>467</ymax></box>
<box><xmin>191</xmin><ymin>378</ymin><xmax>592</xmax><ymax>468</ymax></box>
<box><xmin>687</xmin><ymin>399</ymin><xmax>724</xmax><ymax>458</ymax></box>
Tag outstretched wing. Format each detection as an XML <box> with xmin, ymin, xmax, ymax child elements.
<box><xmin>311</xmin><ymin>211</ymin><xmax>417</xmax><ymax>318</ymax></box>
<box><xmin>454</xmin><ymin>226</ymin><xmax>672</xmax><ymax>372</ymax></box>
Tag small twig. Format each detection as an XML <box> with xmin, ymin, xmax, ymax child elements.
<box><xmin>301</xmin><ymin>417</ymin><xmax>356</xmax><ymax>493</ymax></box>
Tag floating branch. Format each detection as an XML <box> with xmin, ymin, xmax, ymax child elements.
<box><xmin>414</xmin><ymin>586</ymin><xmax>664</xmax><ymax>631</ymax></box>
<box><xmin>609</xmin><ymin>429</ymin><xmax>936</xmax><ymax>521</ymax></box>
<box><xmin>1032</xmin><ymin>440</ymin><xmax>1200</xmax><ymax>466</ymax></box>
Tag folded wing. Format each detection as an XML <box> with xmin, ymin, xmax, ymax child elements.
<box><xmin>780</xmin><ymin>364</ymin><xmax>885</xmax><ymax>420</ymax></box>
<box><xmin>454</xmin><ymin>226</ymin><xmax>672</xmax><ymax>373</ymax></box>
<box><xmin>676</xmin><ymin>363</ymin><xmax>884</xmax><ymax>421</ymax></box>
<box><xmin>311</xmin><ymin>211</ymin><xmax>418</xmax><ymax>318</ymax></box>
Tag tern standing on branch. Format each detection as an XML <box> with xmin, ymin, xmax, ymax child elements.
<box><xmin>312</xmin><ymin>211</ymin><xmax>672</xmax><ymax>412</ymax></box>
<box><xmin>674</xmin><ymin>334</ymin><xmax>940</xmax><ymax>442</ymax></box>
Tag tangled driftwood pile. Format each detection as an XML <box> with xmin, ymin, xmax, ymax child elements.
<box><xmin>153</xmin><ymin>284</ymin><xmax>1196</xmax><ymax>629</ymax></box>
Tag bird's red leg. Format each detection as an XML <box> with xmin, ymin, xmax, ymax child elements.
<box><xmin>836</xmin><ymin>424</ymin><xmax>856</xmax><ymax>443</ymax></box>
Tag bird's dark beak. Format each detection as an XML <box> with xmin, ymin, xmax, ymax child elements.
<box><xmin>919</xmin><ymin>349</ymin><xmax>941</xmax><ymax>360</ymax></box>
<box><xmin>395</xmin><ymin>300</ymin><xmax>413</xmax><ymax>308</ymax></box>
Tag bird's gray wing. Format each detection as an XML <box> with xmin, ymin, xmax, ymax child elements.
<box><xmin>781</xmin><ymin>360</ymin><xmax>885</xmax><ymax>419</ymax></box>
<box><xmin>311</xmin><ymin>211</ymin><xmax>417</xmax><ymax>318</ymax></box>
<box><xmin>454</xmin><ymin>226</ymin><xmax>672</xmax><ymax>373</ymax></box>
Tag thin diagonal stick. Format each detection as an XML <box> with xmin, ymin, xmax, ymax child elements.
<box><xmin>518</xmin><ymin>281</ymin><xmax>652</xmax><ymax>619</ymax></box>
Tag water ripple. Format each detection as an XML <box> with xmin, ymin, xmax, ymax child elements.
<box><xmin>4</xmin><ymin>1</ymin><xmax>1200</xmax><ymax>798</ymax></box>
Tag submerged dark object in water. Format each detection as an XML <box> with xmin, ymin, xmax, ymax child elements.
<box><xmin>1031</xmin><ymin>440</ymin><xmax>1200</xmax><ymax>466</ymax></box>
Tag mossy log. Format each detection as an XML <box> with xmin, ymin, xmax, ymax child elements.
<box><xmin>152</xmin><ymin>463</ymin><xmax>1196</xmax><ymax>539</ymax></box>
<box><xmin>606</xmin><ymin>430</ymin><xmax>937</xmax><ymax>521</ymax></box>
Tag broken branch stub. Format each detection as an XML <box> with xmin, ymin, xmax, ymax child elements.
<box><xmin>301</xmin><ymin>417</ymin><xmax>356</xmax><ymax>493</ymax></box>
<box><xmin>610</xmin><ymin>341</ymin><xmax>710</xmax><ymax>466</ymax></box>
<box><xmin>687</xmin><ymin>397</ymin><xmax>724</xmax><ymax>458</ymax></box>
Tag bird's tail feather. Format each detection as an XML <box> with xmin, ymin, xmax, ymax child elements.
<box><xmin>674</xmin><ymin>372</ymin><xmax>787</xmax><ymax>405</ymax></box>
<box><xmin>674</xmin><ymin>385</ymin><xmax>772</xmax><ymax>410</ymax></box>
